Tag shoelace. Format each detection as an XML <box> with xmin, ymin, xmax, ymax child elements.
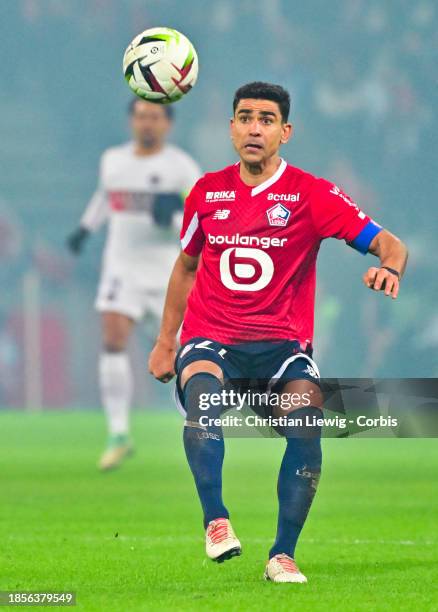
<box><xmin>276</xmin><ymin>554</ymin><xmax>299</xmax><ymax>573</ymax></box>
<box><xmin>207</xmin><ymin>520</ymin><xmax>230</xmax><ymax>544</ymax></box>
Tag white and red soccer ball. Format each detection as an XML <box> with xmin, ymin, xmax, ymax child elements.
<box><xmin>123</xmin><ymin>27</ymin><xmax>198</xmax><ymax>104</ymax></box>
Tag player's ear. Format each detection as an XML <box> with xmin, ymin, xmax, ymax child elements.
<box><xmin>163</xmin><ymin>117</ymin><xmax>173</xmax><ymax>134</ymax></box>
<box><xmin>280</xmin><ymin>122</ymin><xmax>293</xmax><ymax>144</ymax></box>
<box><xmin>230</xmin><ymin>117</ymin><xmax>235</xmax><ymax>140</ymax></box>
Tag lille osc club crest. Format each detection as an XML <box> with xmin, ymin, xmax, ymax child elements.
<box><xmin>266</xmin><ymin>203</ymin><xmax>291</xmax><ymax>227</ymax></box>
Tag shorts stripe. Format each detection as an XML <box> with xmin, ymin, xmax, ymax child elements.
<box><xmin>174</xmin><ymin>386</ymin><xmax>188</xmax><ymax>418</ymax></box>
<box><xmin>267</xmin><ymin>353</ymin><xmax>320</xmax><ymax>392</ymax></box>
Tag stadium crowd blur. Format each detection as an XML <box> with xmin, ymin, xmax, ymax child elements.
<box><xmin>0</xmin><ymin>0</ymin><xmax>436</xmax><ymax>407</ymax></box>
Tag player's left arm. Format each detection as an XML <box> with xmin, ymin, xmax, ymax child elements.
<box><xmin>363</xmin><ymin>229</ymin><xmax>408</xmax><ymax>299</ymax></box>
<box><xmin>311</xmin><ymin>179</ymin><xmax>408</xmax><ymax>300</ymax></box>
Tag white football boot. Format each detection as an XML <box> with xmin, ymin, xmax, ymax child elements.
<box><xmin>264</xmin><ymin>554</ymin><xmax>307</xmax><ymax>583</ymax></box>
<box><xmin>205</xmin><ymin>518</ymin><xmax>242</xmax><ymax>563</ymax></box>
<box><xmin>98</xmin><ymin>436</ymin><xmax>133</xmax><ymax>471</ymax></box>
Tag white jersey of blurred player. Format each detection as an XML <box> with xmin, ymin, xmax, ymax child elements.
<box><xmin>82</xmin><ymin>140</ymin><xmax>201</xmax><ymax>320</ymax></box>
<box><xmin>68</xmin><ymin>98</ymin><xmax>201</xmax><ymax>470</ymax></box>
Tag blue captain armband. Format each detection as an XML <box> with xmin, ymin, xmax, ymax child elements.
<box><xmin>348</xmin><ymin>220</ymin><xmax>383</xmax><ymax>255</ymax></box>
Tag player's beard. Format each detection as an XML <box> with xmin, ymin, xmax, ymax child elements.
<box><xmin>138</xmin><ymin>134</ymin><xmax>158</xmax><ymax>149</ymax></box>
<box><xmin>241</xmin><ymin>157</ymin><xmax>265</xmax><ymax>175</ymax></box>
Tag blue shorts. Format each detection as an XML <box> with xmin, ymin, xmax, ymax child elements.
<box><xmin>174</xmin><ymin>337</ymin><xmax>320</xmax><ymax>417</ymax></box>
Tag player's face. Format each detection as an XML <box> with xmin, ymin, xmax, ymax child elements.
<box><xmin>230</xmin><ymin>99</ymin><xmax>292</xmax><ymax>164</ymax></box>
<box><xmin>130</xmin><ymin>100</ymin><xmax>171</xmax><ymax>148</ymax></box>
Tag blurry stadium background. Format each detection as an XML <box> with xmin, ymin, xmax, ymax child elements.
<box><xmin>0</xmin><ymin>0</ymin><xmax>436</xmax><ymax>410</ymax></box>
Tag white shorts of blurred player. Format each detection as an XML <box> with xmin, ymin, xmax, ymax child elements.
<box><xmin>95</xmin><ymin>268</ymin><xmax>165</xmax><ymax>322</ymax></box>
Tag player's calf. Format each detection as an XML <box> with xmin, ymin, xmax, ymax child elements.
<box><xmin>98</xmin><ymin>312</ymin><xmax>135</xmax><ymax>466</ymax></box>
<box><xmin>269</xmin><ymin>406</ymin><xmax>322</xmax><ymax>561</ymax></box>
<box><xmin>182</xmin><ymin>370</ymin><xmax>242</xmax><ymax>560</ymax></box>
<box><xmin>101</xmin><ymin>311</ymin><xmax>134</xmax><ymax>353</ymax></box>
<box><xmin>183</xmin><ymin>372</ymin><xmax>230</xmax><ymax>528</ymax></box>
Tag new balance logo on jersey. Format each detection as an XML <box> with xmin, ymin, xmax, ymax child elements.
<box><xmin>267</xmin><ymin>192</ymin><xmax>300</xmax><ymax>202</ymax></box>
<box><xmin>205</xmin><ymin>191</ymin><xmax>236</xmax><ymax>202</ymax></box>
<box><xmin>266</xmin><ymin>203</ymin><xmax>291</xmax><ymax>227</ymax></box>
<box><xmin>212</xmin><ymin>209</ymin><xmax>230</xmax><ymax>220</ymax></box>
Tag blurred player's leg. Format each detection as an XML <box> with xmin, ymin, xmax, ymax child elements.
<box><xmin>181</xmin><ymin>363</ymin><xmax>241</xmax><ymax>562</ymax></box>
<box><xmin>98</xmin><ymin>312</ymin><xmax>134</xmax><ymax>471</ymax></box>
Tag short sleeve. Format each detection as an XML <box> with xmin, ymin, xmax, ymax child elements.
<box><xmin>180</xmin><ymin>183</ymin><xmax>205</xmax><ymax>256</ymax></box>
<box><xmin>310</xmin><ymin>178</ymin><xmax>382</xmax><ymax>254</ymax></box>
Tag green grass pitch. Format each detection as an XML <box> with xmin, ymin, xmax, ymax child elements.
<box><xmin>1</xmin><ymin>410</ymin><xmax>437</xmax><ymax>611</ymax></box>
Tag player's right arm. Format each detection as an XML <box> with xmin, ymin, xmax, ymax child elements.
<box><xmin>148</xmin><ymin>251</ymin><xmax>199</xmax><ymax>382</ymax></box>
<box><xmin>66</xmin><ymin>153</ymin><xmax>109</xmax><ymax>255</ymax></box>
<box><xmin>148</xmin><ymin>181</ymin><xmax>205</xmax><ymax>382</ymax></box>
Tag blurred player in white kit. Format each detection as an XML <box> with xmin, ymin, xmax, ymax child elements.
<box><xmin>67</xmin><ymin>98</ymin><xmax>201</xmax><ymax>470</ymax></box>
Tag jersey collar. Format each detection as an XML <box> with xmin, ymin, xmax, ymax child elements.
<box><xmin>236</xmin><ymin>158</ymin><xmax>288</xmax><ymax>197</ymax></box>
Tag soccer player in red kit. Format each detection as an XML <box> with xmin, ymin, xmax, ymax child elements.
<box><xmin>149</xmin><ymin>82</ymin><xmax>408</xmax><ymax>583</ymax></box>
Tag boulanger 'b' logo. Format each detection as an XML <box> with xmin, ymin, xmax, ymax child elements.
<box><xmin>220</xmin><ymin>247</ymin><xmax>274</xmax><ymax>291</ymax></box>
<box><xmin>266</xmin><ymin>203</ymin><xmax>291</xmax><ymax>227</ymax></box>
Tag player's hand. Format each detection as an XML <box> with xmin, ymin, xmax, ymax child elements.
<box><xmin>66</xmin><ymin>226</ymin><xmax>90</xmax><ymax>255</ymax></box>
<box><xmin>363</xmin><ymin>267</ymin><xmax>400</xmax><ymax>299</ymax></box>
<box><xmin>148</xmin><ymin>340</ymin><xmax>177</xmax><ymax>383</ymax></box>
<box><xmin>152</xmin><ymin>193</ymin><xmax>183</xmax><ymax>227</ymax></box>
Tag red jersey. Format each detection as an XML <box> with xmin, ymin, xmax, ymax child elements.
<box><xmin>179</xmin><ymin>159</ymin><xmax>382</xmax><ymax>347</ymax></box>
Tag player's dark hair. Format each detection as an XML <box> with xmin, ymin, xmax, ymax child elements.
<box><xmin>128</xmin><ymin>97</ymin><xmax>174</xmax><ymax>120</ymax></box>
<box><xmin>233</xmin><ymin>82</ymin><xmax>290</xmax><ymax>122</ymax></box>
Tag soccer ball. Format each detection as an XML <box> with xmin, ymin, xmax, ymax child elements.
<box><xmin>123</xmin><ymin>27</ymin><xmax>198</xmax><ymax>104</ymax></box>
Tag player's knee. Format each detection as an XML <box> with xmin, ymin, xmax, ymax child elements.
<box><xmin>281</xmin><ymin>406</ymin><xmax>323</xmax><ymax>442</ymax></box>
<box><xmin>183</xmin><ymin>370</ymin><xmax>224</xmax><ymax>428</ymax></box>
<box><xmin>180</xmin><ymin>360</ymin><xmax>224</xmax><ymax>390</ymax></box>
<box><xmin>103</xmin><ymin>339</ymin><xmax>128</xmax><ymax>352</ymax></box>
<box><xmin>276</xmin><ymin>379</ymin><xmax>323</xmax><ymax>414</ymax></box>
<box><xmin>102</xmin><ymin>314</ymin><xmax>132</xmax><ymax>351</ymax></box>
